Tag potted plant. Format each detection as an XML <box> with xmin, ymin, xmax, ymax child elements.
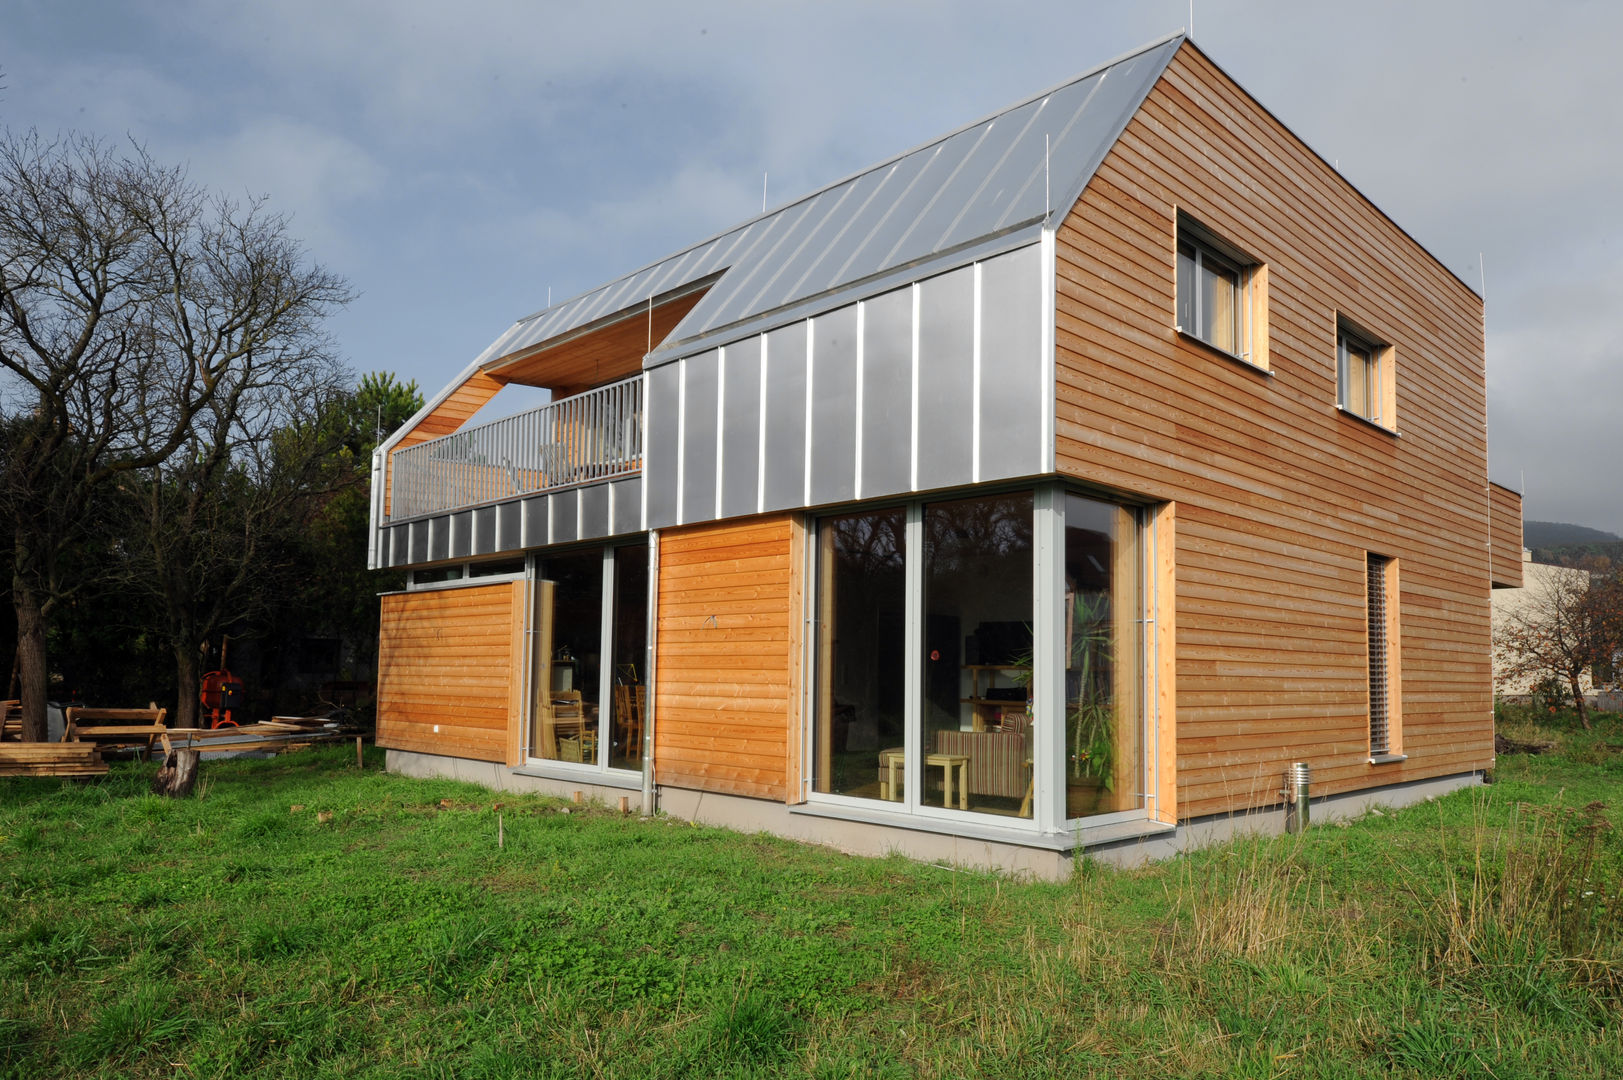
<box><xmin>1066</xmin><ymin>591</ymin><xmax>1116</xmax><ymax>792</ymax></box>
<box><xmin>1007</xmin><ymin>591</ymin><xmax>1118</xmax><ymax>808</ymax></box>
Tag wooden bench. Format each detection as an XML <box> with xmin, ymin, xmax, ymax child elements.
<box><xmin>63</xmin><ymin>706</ymin><xmax>169</xmax><ymax>756</ymax></box>
<box><xmin>1</xmin><ymin>700</ymin><xmax>20</xmax><ymax>742</ymax></box>
<box><xmin>0</xmin><ymin>741</ymin><xmax>107</xmax><ymax>778</ymax></box>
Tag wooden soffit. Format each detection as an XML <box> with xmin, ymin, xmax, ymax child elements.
<box><xmin>484</xmin><ymin>285</ymin><xmax>710</xmax><ymax>397</ymax></box>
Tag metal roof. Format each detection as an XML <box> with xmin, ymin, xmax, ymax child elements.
<box><xmin>476</xmin><ymin>31</ymin><xmax>1184</xmax><ymax>370</ymax></box>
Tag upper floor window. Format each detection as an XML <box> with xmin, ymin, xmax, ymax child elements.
<box><xmin>1176</xmin><ymin>215</ymin><xmax>1264</xmax><ymax>368</ymax></box>
<box><xmin>1337</xmin><ymin>319</ymin><xmax>1393</xmax><ymax>429</ymax></box>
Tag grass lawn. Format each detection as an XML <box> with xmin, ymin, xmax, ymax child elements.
<box><xmin>5</xmin><ymin>708</ymin><xmax>1623</xmax><ymax>1079</ymax></box>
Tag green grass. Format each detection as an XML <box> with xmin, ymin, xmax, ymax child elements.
<box><xmin>4</xmin><ymin>709</ymin><xmax>1623</xmax><ymax>1078</ymax></box>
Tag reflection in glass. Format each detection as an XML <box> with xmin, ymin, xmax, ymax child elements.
<box><xmin>813</xmin><ymin>508</ymin><xmax>906</xmax><ymax>799</ymax></box>
<box><xmin>1177</xmin><ymin>238</ymin><xmax>1241</xmax><ymax>354</ymax></box>
<box><xmin>1064</xmin><ymin>494</ymin><xmax>1142</xmax><ymax>818</ymax></box>
<box><xmin>609</xmin><ymin>544</ymin><xmax>649</xmax><ymax>771</ymax></box>
<box><xmin>531</xmin><ymin>549</ymin><xmax>603</xmax><ymax>764</ymax></box>
<box><xmin>922</xmin><ymin>493</ymin><xmax>1033</xmax><ymax>817</ymax></box>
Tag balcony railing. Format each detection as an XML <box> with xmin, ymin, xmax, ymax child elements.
<box><xmin>389</xmin><ymin>375</ymin><xmax>642</xmax><ymax>520</ymax></box>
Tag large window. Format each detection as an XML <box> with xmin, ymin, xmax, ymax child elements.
<box><xmin>528</xmin><ymin>543</ymin><xmax>647</xmax><ymax>772</ymax></box>
<box><xmin>922</xmin><ymin>493</ymin><xmax>1033</xmax><ymax>819</ymax></box>
<box><xmin>811</xmin><ymin>488</ymin><xmax>1145</xmax><ymax>825</ymax></box>
<box><xmin>1063</xmin><ymin>494</ymin><xmax>1143</xmax><ymax>817</ymax></box>
<box><xmin>812</xmin><ymin>508</ymin><xmax>907</xmax><ymax>799</ymax></box>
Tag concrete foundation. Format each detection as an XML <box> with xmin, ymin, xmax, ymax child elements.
<box><xmin>385</xmin><ymin>749</ymin><xmax>1483</xmax><ymax>879</ymax></box>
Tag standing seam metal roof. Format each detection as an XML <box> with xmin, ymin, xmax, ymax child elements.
<box><xmin>475</xmin><ymin>31</ymin><xmax>1185</xmax><ymax>371</ymax></box>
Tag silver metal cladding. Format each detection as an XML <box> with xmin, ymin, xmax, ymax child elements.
<box><xmin>859</xmin><ymin>285</ymin><xmax>913</xmax><ymax>499</ymax></box>
<box><xmin>644</xmin><ymin>364</ymin><xmax>681</xmax><ymax>528</ymax></box>
<box><xmin>978</xmin><ymin>244</ymin><xmax>1045</xmax><ymax>481</ymax></box>
<box><xmin>679</xmin><ymin>350</ymin><xmax>720</xmax><ymax>526</ymax></box>
<box><xmin>719</xmin><ymin>337</ymin><xmax>763</xmax><ymax>519</ymax></box>
<box><xmin>759</xmin><ymin>323</ymin><xmax>808</xmax><ymax>513</ymax></box>
<box><xmin>579</xmin><ymin>482</ymin><xmax>609</xmax><ymax>540</ymax></box>
<box><xmin>915</xmin><ymin>265</ymin><xmax>976</xmax><ymax>490</ymax></box>
<box><xmin>644</xmin><ymin>243</ymin><xmax>1044</xmax><ymax>529</ymax></box>
<box><xmin>808</xmin><ymin>307</ymin><xmax>859</xmax><ymax>507</ymax></box>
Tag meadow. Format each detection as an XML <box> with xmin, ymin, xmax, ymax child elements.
<box><xmin>4</xmin><ymin>706</ymin><xmax>1623</xmax><ymax>1078</ymax></box>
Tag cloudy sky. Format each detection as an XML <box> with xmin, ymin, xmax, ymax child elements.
<box><xmin>5</xmin><ymin>1</ymin><xmax>1620</xmax><ymax>530</ymax></box>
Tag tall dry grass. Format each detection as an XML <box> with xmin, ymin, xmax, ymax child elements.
<box><xmin>1419</xmin><ymin>794</ymin><xmax>1623</xmax><ymax>991</ymax></box>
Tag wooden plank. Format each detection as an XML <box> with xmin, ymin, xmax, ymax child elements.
<box><xmin>376</xmin><ymin>582</ymin><xmax>521</xmax><ymax>763</ymax></box>
<box><xmin>654</xmin><ymin>514</ymin><xmax>795</xmax><ymax>801</ymax></box>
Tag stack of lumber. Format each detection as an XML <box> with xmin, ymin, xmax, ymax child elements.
<box><xmin>165</xmin><ymin>718</ymin><xmax>345</xmax><ymax>754</ymax></box>
<box><xmin>1</xmin><ymin>700</ymin><xmax>20</xmax><ymax>741</ymax></box>
<box><xmin>0</xmin><ymin>741</ymin><xmax>107</xmax><ymax>778</ymax></box>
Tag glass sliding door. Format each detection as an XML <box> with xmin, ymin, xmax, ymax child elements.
<box><xmin>609</xmin><ymin>543</ymin><xmax>649</xmax><ymax>771</ymax></box>
<box><xmin>1062</xmin><ymin>494</ymin><xmax>1142</xmax><ymax>819</ymax></box>
<box><xmin>812</xmin><ymin>507</ymin><xmax>907</xmax><ymax>799</ymax></box>
<box><xmin>532</xmin><ymin>549</ymin><xmax>603</xmax><ymax>764</ymax></box>
<box><xmin>921</xmin><ymin>493</ymin><xmax>1034</xmax><ymax>818</ymax></box>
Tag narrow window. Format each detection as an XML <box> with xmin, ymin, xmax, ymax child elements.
<box><xmin>1366</xmin><ymin>553</ymin><xmax>1402</xmax><ymax>759</ymax></box>
<box><xmin>531</xmin><ymin>549</ymin><xmax>604</xmax><ymax>765</ymax></box>
<box><xmin>812</xmin><ymin>507</ymin><xmax>907</xmax><ymax>800</ymax></box>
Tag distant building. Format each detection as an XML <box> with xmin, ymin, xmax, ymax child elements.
<box><xmin>1492</xmin><ymin>551</ymin><xmax>1598</xmax><ymax>697</ymax></box>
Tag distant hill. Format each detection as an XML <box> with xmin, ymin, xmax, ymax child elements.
<box><xmin>1523</xmin><ymin>521</ymin><xmax>1621</xmax><ymax>549</ymax></box>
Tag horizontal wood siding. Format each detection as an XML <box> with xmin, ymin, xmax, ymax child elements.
<box><xmin>1489</xmin><ymin>482</ymin><xmax>1524</xmax><ymax>588</ymax></box>
<box><xmin>383</xmin><ymin>370</ymin><xmax>506</xmax><ymax>516</ymax></box>
<box><xmin>1056</xmin><ymin>43</ymin><xmax>1492</xmax><ymax>819</ymax></box>
<box><xmin>376</xmin><ymin>581</ymin><xmax>525</xmax><ymax>764</ymax></box>
<box><xmin>655</xmin><ymin>516</ymin><xmax>799</xmax><ymax>800</ymax></box>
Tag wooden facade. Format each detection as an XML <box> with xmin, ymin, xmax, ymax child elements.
<box><xmin>653</xmin><ymin>516</ymin><xmax>805</xmax><ymax>801</ymax></box>
<box><xmin>1489</xmin><ymin>481</ymin><xmax>1524</xmax><ymax>589</ymax></box>
<box><xmin>1052</xmin><ymin>45</ymin><xmax>1492</xmax><ymax>817</ymax></box>
<box><xmin>376</xmin><ymin>581</ymin><xmax>526</xmax><ymax>765</ymax></box>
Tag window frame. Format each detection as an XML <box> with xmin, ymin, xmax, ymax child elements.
<box><xmin>521</xmin><ymin>539</ymin><xmax>650</xmax><ymax>777</ymax></box>
<box><xmin>1336</xmin><ymin>317</ymin><xmax>1396</xmax><ymax>431</ymax></box>
<box><xmin>1175</xmin><ymin>214</ymin><xmax>1267</xmax><ymax>371</ymax></box>
<box><xmin>801</xmin><ymin>483</ymin><xmax>1157</xmax><ymax>833</ymax></box>
<box><xmin>1365</xmin><ymin>552</ymin><xmax>1405</xmax><ymax>763</ymax></box>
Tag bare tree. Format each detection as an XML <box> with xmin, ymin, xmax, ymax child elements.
<box><xmin>1495</xmin><ymin>568</ymin><xmax>1623</xmax><ymax>729</ymax></box>
<box><xmin>0</xmin><ymin>131</ymin><xmax>350</xmax><ymax>740</ymax></box>
<box><xmin>121</xmin><ymin>339</ymin><xmax>350</xmax><ymax>727</ymax></box>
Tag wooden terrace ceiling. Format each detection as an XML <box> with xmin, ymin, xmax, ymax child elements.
<box><xmin>485</xmin><ymin>287</ymin><xmax>708</xmax><ymax>398</ymax></box>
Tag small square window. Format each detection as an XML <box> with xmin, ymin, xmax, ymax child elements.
<box><xmin>1337</xmin><ymin>320</ymin><xmax>1393</xmax><ymax>428</ymax></box>
<box><xmin>1175</xmin><ymin>215</ymin><xmax>1265</xmax><ymax>368</ymax></box>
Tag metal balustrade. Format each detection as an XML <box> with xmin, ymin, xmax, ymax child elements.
<box><xmin>389</xmin><ymin>375</ymin><xmax>642</xmax><ymax>519</ymax></box>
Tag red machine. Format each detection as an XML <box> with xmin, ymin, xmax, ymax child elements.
<box><xmin>200</xmin><ymin>637</ymin><xmax>244</xmax><ymax>729</ymax></box>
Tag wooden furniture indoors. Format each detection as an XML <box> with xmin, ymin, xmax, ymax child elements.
<box><xmin>613</xmin><ymin>684</ymin><xmax>645</xmax><ymax>762</ymax></box>
<box><xmin>878</xmin><ymin>747</ymin><xmax>972</xmax><ymax>810</ymax></box>
<box><xmin>550</xmin><ymin>690</ymin><xmax>597</xmax><ymax>763</ymax></box>
<box><xmin>961</xmin><ymin>665</ymin><xmax>1030</xmax><ymax>731</ymax></box>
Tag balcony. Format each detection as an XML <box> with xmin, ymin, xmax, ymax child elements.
<box><xmin>389</xmin><ymin>375</ymin><xmax>642</xmax><ymax>520</ymax></box>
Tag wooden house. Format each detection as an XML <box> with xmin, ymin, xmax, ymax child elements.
<box><xmin>369</xmin><ymin>33</ymin><xmax>1524</xmax><ymax>872</ymax></box>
